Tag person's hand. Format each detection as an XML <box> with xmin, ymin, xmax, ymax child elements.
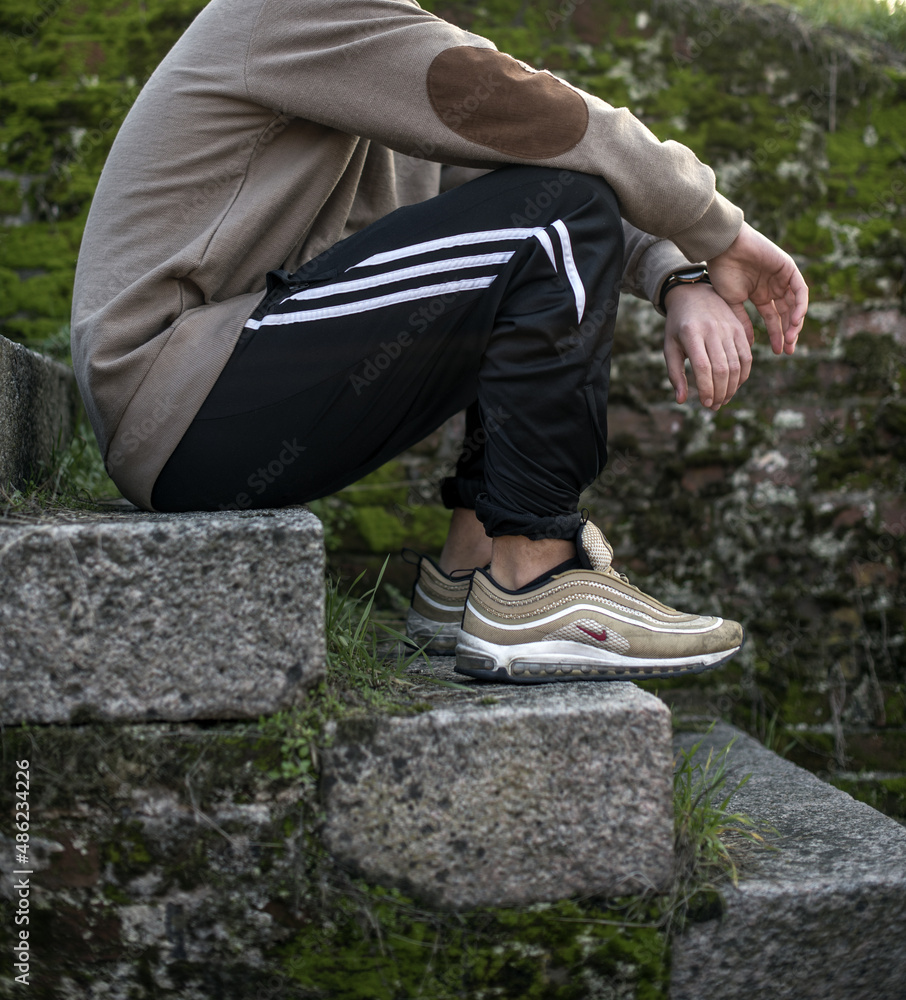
<box><xmin>706</xmin><ymin>221</ymin><xmax>808</xmax><ymax>355</ymax></box>
<box><xmin>663</xmin><ymin>282</ymin><xmax>753</xmax><ymax>410</ymax></box>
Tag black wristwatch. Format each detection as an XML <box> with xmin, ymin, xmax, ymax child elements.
<box><xmin>658</xmin><ymin>265</ymin><xmax>711</xmax><ymax>313</ymax></box>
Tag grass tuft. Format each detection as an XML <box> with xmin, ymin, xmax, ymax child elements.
<box><xmin>668</xmin><ymin>728</ymin><xmax>775</xmax><ymax>926</ymax></box>
<box><xmin>0</xmin><ymin>417</ymin><xmax>121</xmax><ymax>520</ymax></box>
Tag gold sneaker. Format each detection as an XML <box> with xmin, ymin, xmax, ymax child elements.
<box><xmin>455</xmin><ymin>520</ymin><xmax>744</xmax><ymax>682</ymax></box>
<box><xmin>405</xmin><ymin>553</ymin><xmax>471</xmax><ymax>654</ymax></box>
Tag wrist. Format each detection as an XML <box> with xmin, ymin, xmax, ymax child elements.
<box><xmin>658</xmin><ymin>265</ymin><xmax>711</xmax><ymax>314</ymax></box>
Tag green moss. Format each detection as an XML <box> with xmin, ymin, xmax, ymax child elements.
<box><xmin>778</xmin><ymin>681</ymin><xmax>831</xmax><ymax>726</ymax></box>
<box><xmin>842</xmin><ymin>332</ymin><xmax>906</xmax><ymax>387</ymax></box>
<box><xmin>103</xmin><ymin>883</ymin><xmax>133</xmax><ymax>905</ymax></box>
<box><xmin>829</xmin><ymin>775</ymin><xmax>906</xmax><ymax>821</ymax></box>
<box><xmin>884</xmin><ymin>689</ymin><xmax>906</xmax><ymax>726</ymax></box>
<box><xmin>786</xmin><ymin>210</ymin><xmax>836</xmax><ymax>256</ymax></box>
<box><xmin>104</xmin><ymin>820</ymin><xmax>154</xmax><ymax>882</ymax></box>
<box><xmin>403</xmin><ymin>504</ymin><xmax>454</xmax><ymax>552</ymax></box>
<box><xmin>0</xmin><ymin>178</ymin><xmax>21</xmax><ymax>215</ymax></box>
<box><xmin>338</xmin><ymin>461</ymin><xmax>409</xmax><ymax>508</ymax></box>
<box><xmin>280</xmin><ymin>888</ymin><xmax>669</xmax><ymax>1000</ymax></box>
<box><xmin>346</xmin><ymin>501</ymin><xmax>452</xmax><ymax>555</ymax></box>
<box><xmin>351</xmin><ymin>505</ymin><xmax>409</xmax><ymax>553</ymax></box>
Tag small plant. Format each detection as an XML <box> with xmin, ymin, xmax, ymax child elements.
<box><xmin>669</xmin><ymin>729</ymin><xmax>773</xmax><ymax>925</ymax></box>
<box><xmin>256</xmin><ymin>560</ymin><xmax>433</xmax><ymax>782</ymax></box>
<box><xmin>256</xmin><ymin>704</ymin><xmax>326</xmax><ymax>784</ymax></box>
<box><xmin>323</xmin><ymin>558</ymin><xmax>429</xmax><ymax>702</ymax></box>
<box><xmin>760</xmin><ymin>710</ymin><xmax>798</xmax><ymax>759</ymax></box>
<box><xmin>0</xmin><ymin>417</ymin><xmax>120</xmax><ymax>518</ymax></box>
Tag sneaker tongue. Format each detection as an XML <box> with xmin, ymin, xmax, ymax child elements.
<box><xmin>577</xmin><ymin>520</ymin><xmax>615</xmax><ymax>573</ymax></box>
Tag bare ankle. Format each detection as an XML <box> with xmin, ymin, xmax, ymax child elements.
<box><xmin>439</xmin><ymin>507</ymin><xmax>492</xmax><ymax>574</ymax></box>
<box><xmin>489</xmin><ymin>535</ymin><xmax>577</xmax><ymax>591</ymax></box>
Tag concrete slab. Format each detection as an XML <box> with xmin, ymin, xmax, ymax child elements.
<box><xmin>670</xmin><ymin>721</ymin><xmax>906</xmax><ymax>1000</ymax></box>
<box><xmin>320</xmin><ymin>658</ymin><xmax>674</xmax><ymax>910</ymax></box>
<box><xmin>0</xmin><ymin>505</ymin><xmax>325</xmax><ymax>723</ymax></box>
<box><xmin>0</xmin><ymin>333</ymin><xmax>78</xmax><ymax>490</ymax></box>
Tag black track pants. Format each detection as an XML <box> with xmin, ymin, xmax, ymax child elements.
<box><xmin>152</xmin><ymin>165</ymin><xmax>624</xmax><ymax>539</ymax></box>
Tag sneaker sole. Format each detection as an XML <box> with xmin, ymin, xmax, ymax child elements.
<box><xmin>405</xmin><ymin>609</ymin><xmax>462</xmax><ymax>655</ymax></box>
<box><xmin>454</xmin><ymin>633</ymin><xmax>744</xmax><ymax>683</ymax></box>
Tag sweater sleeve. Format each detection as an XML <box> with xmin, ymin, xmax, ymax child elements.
<box><xmin>621</xmin><ymin>222</ymin><xmax>698</xmax><ymax>313</ymax></box>
<box><xmin>243</xmin><ymin>0</ymin><xmax>743</xmax><ymax>263</ymax></box>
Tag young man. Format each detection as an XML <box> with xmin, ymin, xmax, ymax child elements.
<box><xmin>71</xmin><ymin>0</ymin><xmax>807</xmax><ymax>683</ymax></box>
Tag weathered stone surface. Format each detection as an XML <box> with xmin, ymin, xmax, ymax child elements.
<box><xmin>0</xmin><ymin>334</ymin><xmax>78</xmax><ymax>489</ymax></box>
<box><xmin>670</xmin><ymin>722</ymin><xmax>906</xmax><ymax>1000</ymax></box>
<box><xmin>0</xmin><ymin>722</ymin><xmax>318</xmax><ymax>1000</ymax></box>
<box><xmin>0</xmin><ymin>505</ymin><xmax>325</xmax><ymax>723</ymax></box>
<box><xmin>321</xmin><ymin>659</ymin><xmax>674</xmax><ymax>910</ymax></box>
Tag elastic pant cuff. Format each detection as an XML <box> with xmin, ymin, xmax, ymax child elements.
<box><xmin>474</xmin><ymin>493</ymin><xmax>582</xmax><ymax>540</ymax></box>
<box><xmin>440</xmin><ymin>476</ymin><xmax>485</xmax><ymax>510</ymax></box>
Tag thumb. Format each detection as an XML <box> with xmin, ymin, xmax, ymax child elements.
<box><xmin>664</xmin><ymin>336</ymin><xmax>689</xmax><ymax>403</ymax></box>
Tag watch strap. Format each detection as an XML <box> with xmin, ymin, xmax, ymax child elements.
<box><xmin>658</xmin><ymin>267</ymin><xmax>711</xmax><ymax>313</ymax></box>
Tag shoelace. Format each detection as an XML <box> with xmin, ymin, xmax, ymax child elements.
<box><xmin>605</xmin><ymin>565</ymin><xmax>633</xmax><ymax>587</ymax></box>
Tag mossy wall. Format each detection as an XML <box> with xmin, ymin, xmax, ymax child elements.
<box><xmin>327</xmin><ymin>0</ymin><xmax>906</xmax><ymax>815</ymax></box>
<box><xmin>0</xmin><ymin>717</ymin><xmax>670</xmax><ymax>998</ymax></box>
<box><xmin>1</xmin><ymin>0</ymin><xmax>905</xmax><ymax>994</ymax></box>
<box><xmin>1</xmin><ymin>0</ymin><xmax>903</xmax><ymax>806</ymax></box>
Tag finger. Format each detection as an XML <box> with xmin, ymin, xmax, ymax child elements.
<box><xmin>755</xmin><ymin>297</ymin><xmax>785</xmax><ymax>354</ymax></box>
<box><xmin>717</xmin><ymin>325</ymin><xmax>754</xmax><ymax>407</ymax></box>
<box><xmin>786</xmin><ymin>266</ymin><xmax>809</xmax><ymax>334</ymax></box>
<box><xmin>685</xmin><ymin>337</ymin><xmax>716</xmax><ymax>409</ymax></box>
<box><xmin>729</xmin><ymin>301</ymin><xmax>755</xmax><ymax>346</ymax></box>
<box><xmin>780</xmin><ymin>282</ymin><xmax>805</xmax><ymax>354</ymax></box>
<box><xmin>771</xmin><ymin>265</ymin><xmax>807</xmax><ymax>350</ymax></box>
<box><xmin>736</xmin><ymin>324</ymin><xmax>754</xmax><ymax>388</ymax></box>
<box><xmin>664</xmin><ymin>336</ymin><xmax>689</xmax><ymax>404</ymax></box>
<box><xmin>719</xmin><ymin>329</ymin><xmax>750</xmax><ymax>406</ymax></box>
<box><xmin>704</xmin><ymin>335</ymin><xmax>732</xmax><ymax>408</ymax></box>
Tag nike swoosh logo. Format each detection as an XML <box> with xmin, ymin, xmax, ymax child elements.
<box><xmin>578</xmin><ymin>624</ymin><xmax>608</xmax><ymax>642</ymax></box>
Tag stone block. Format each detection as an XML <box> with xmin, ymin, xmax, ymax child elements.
<box><xmin>320</xmin><ymin>659</ymin><xmax>674</xmax><ymax>910</ymax></box>
<box><xmin>842</xmin><ymin>308</ymin><xmax>906</xmax><ymax>345</ymax></box>
<box><xmin>0</xmin><ymin>505</ymin><xmax>325</xmax><ymax>724</ymax></box>
<box><xmin>0</xmin><ymin>721</ymin><xmax>317</xmax><ymax>997</ymax></box>
<box><xmin>0</xmin><ymin>333</ymin><xmax>79</xmax><ymax>489</ymax></box>
<box><xmin>670</xmin><ymin>722</ymin><xmax>906</xmax><ymax>1000</ymax></box>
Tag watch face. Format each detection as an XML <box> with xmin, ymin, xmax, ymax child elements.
<box><xmin>674</xmin><ymin>266</ymin><xmax>708</xmax><ymax>282</ymax></box>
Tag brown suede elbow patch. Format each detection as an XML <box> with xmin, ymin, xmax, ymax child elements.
<box><xmin>427</xmin><ymin>46</ymin><xmax>588</xmax><ymax>159</ymax></box>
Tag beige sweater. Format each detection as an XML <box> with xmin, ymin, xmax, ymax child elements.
<box><xmin>71</xmin><ymin>0</ymin><xmax>743</xmax><ymax>510</ymax></box>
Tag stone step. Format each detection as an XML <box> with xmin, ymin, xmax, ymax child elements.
<box><xmin>0</xmin><ymin>334</ymin><xmax>78</xmax><ymax>490</ymax></box>
<box><xmin>669</xmin><ymin>721</ymin><xmax>906</xmax><ymax>1000</ymax></box>
<box><xmin>320</xmin><ymin>656</ymin><xmax>674</xmax><ymax>910</ymax></box>
<box><xmin>3</xmin><ymin>676</ymin><xmax>904</xmax><ymax>995</ymax></box>
<box><xmin>0</xmin><ymin>666</ymin><xmax>676</xmax><ymax>997</ymax></box>
<box><xmin>0</xmin><ymin>505</ymin><xmax>325</xmax><ymax>724</ymax></box>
